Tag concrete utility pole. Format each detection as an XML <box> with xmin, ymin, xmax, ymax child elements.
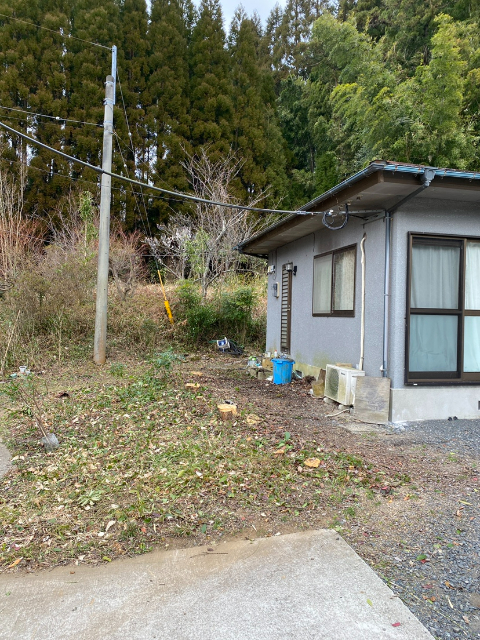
<box><xmin>93</xmin><ymin>73</ymin><xmax>115</xmax><ymax>365</ymax></box>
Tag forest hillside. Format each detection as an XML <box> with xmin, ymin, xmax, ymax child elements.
<box><xmin>0</xmin><ymin>0</ymin><xmax>479</xmax><ymax>227</ymax></box>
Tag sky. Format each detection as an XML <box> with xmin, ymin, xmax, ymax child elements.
<box><xmin>193</xmin><ymin>0</ymin><xmax>285</xmax><ymax>31</ymax></box>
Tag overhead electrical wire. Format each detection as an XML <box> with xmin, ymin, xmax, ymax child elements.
<box><xmin>115</xmin><ymin>72</ymin><xmax>154</xmax><ymax>237</ymax></box>
<box><xmin>1</xmin><ymin>154</ymin><xmax>193</xmax><ymax>204</ymax></box>
<box><xmin>0</xmin><ymin>119</ymin><xmax>305</xmax><ymax>216</ymax></box>
<box><xmin>113</xmin><ymin>132</ymin><xmax>154</xmax><ymax>238</ymax></box>
<box><xmin>0</xmin><ymin>12</ymin><xmax>111</xmax><ymax>49</ymax></box>
<box><xmin>0</xmin><ymin>105</ymin><xmax>102</xmax><ymax>127</ymax></box>
<box><xmin>113</xmin><ymin>129</ymin><xmax>180</xmax><ymax>197</ymax></box>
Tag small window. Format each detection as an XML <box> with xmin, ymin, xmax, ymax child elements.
<box><xmin>313</xmin><ymin>245</ymin><xmax>356</xmax><ymax>316</ymax></box>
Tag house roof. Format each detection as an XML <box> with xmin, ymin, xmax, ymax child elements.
<box><xmin>238</xmin><ymin>160</ymin><xmax>480</xmax><ymax>258</ymax></box>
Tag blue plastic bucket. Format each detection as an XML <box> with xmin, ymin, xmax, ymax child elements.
<box><xmin>272</xmin><ymin>358</ymin><xmax>295</xmax><ymax>385</ymax></box>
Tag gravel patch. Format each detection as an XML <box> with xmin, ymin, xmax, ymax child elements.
<box><xmin>389</xmin><ymin>419</ymin><xmax>480</xmax><ymax>457</ymax></box>
<box><xmin>350</xmin><ymin>420</ymin><xmax>479</xmax><ymax>640</ymax></box>
<box><xmin>355</xmin><ymin>492</ymin><xmax>480</xmax><ymax>640</ymax></box>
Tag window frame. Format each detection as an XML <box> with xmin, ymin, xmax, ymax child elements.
<box><xmin>312</xmin><ymin>244</ymin><xmax>357</xmax><ymax>318</ymax></box>
<box><xmin>405</xmin><ymin>232</ymin><xmax>480</xmax><ymax>384</ymax></box>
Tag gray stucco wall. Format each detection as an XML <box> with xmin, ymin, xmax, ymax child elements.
<box><xmin>264</xmin><ymin>195</ymin><xmax>480</xmax><ymax>419</ymax></box>
<box><xmin>266</xmin><ymin>216</ymin><xmax>386</xmax><ymax>377</ymax></box>
<box><xmin>389</xmin><ymin>198</ymin><xmax>480</xmax><ymax>389</ymax></box>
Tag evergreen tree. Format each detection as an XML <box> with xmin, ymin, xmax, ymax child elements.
<box><xmin>329</xmin><ymin>14</ymin><xmax>475</xmax><ymax>170</ymax></box>
<box><xmin>263</xmin><ymin>3</ymin><xmax>291</xmax><ymax>93</ymax></box>
<box><xmin>229</xmin><ymin>12</ymin><xmax>287</xmax><ymax>203</ymax></box>
<box><xmin>0</xmin><ymin>0</ymin><xmax>43</xmax><ymax>165</ymax></box>
<box><xmin>189</xmin><ymin>0</ymin><xmax>233</xmax><ymax>161</ymax></box>
<box><xmin>0</xmin><ymin>0</ymin><xmax>77</xmax><ymax>217</ymax></box>
<box><xmin>381</xmin><ymin>0</ymin><xmax>453</xmax><ymax>71</ymax></box>
<box><xmin>66</xmin><ymin>0</ymin><xmax>120</xmax><ymax>189</ymax></box>
<box><xmin>26</xmin><ymin>2</ymin><xmax>74</xmax><ymax>217</ymax></box>
<box><xmin>116</xmin><ymin>0</ymin><xmax>149</xmax><ymax>230</ymax></box>
<box><xmin>267</xmin><ymin>0</ymin><xmax>332</xmax><ymax>77</ymax></box>
<box><xmin>338</xmin><ymin>0</ymin><xmax>387</xmax><ymax>40</ymax></box>
<box><xmin>146</xmin><ymin>0</ymin><xmax>191</xmax><ymax>224</ymax></box>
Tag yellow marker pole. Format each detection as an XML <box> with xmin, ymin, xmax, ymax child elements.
<box><xmin>157</xmin><ymin>269</ymin><xmax>174</xmax><ymax>325</ymax></box>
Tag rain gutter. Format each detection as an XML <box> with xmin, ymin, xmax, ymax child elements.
<box><xmin>237</xmin><ymin>161</ymin><xmax>480</xmax><ymax>256</ymax></box>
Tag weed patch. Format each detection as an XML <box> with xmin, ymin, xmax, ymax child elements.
<box><xmin>0</xmin><ymin>357</ymin><xmax>406</xmax><ymax>572</ymax></box>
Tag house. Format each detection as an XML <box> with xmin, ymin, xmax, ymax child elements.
<box><xmin>239</xmin><ymin>160</ymin><xmax>480</xmax><ymax>422</ymax></box>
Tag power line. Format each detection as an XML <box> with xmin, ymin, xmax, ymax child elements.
<box><xmin>113</xmin><ymin>129</ymin><xmax>178</xmax><ymax>195</ymax></box>
<box><xmin>115</xmin><ymin>72</ymin><xmax>154</xmax><ymax>237</ymax></box>
<box><xmin>113</xmin><ymin>132</ymin><xmax>152</xmax><ymax>237</ymax></box>
<box><xmin>1</xmin><ymin>154</ymin><xmax>191</xmax><ymax>204</ymax></box>
<box><xmin>0</xmin><ymin>105</ymin><xmax>102</xmax><ymax>127</ymax></box>
<box><xmin>0</xmin><ymin>12</ymin><xmax>111</xmax><ymax>49</ymax></box>
<box><xmin>0</xmin><ymin>119</ymin><xmax>304</xmax><ymax>216</ymax></box>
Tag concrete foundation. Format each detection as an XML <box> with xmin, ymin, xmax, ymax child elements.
<box><xmin>294</xmin><ymin>361</ymin><xmax>322</xmax><ymax>380</ymax></box>
<box><xmin>390</xmin><ymin>386</ymin><xmax>480</xmax><ymax>422</ymax></box>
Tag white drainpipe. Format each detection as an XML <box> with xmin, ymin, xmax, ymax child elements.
<box><xmin>382</xmin><ymin>211</ymin><xmax>392</xmax><ymax>377</ymax></box>
<box><xmin>359</xmin><ymin>233</ymin><xmax>367</xmax><ymax>371</ymax></box>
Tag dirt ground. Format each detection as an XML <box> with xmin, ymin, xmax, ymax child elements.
<box><xmin>181</xmin><ymin>353</ymin><xmax>477</xmax><ymax>533</ymax></box>
<box><xmin>192</xmin><ymin>353</ymin><xmax>479</xmax><ymax>639</ymax></box>
<box><xmin>1</xmin><ymin>351</ymin><xmax>478</xmax><ymax>638</ymax></box>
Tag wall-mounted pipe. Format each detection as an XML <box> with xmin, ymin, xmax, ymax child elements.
<box><xmin>359</xmin><ymin>233</ymin><xmax>367</xmax><ymax>371</ymax></box>
<box><xmin>382</xmin><ymin>211</ymin><xmax>391</xmax><ymax>377</ymax></box>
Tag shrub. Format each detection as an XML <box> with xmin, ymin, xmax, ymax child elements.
<box><xmin>176</xmin><ymin>281</ymin><xmax>218</xmax><ymax>344</ymax></box>
<box><xmin>217</xmin><ymin>286</ymin><xmax>256</xmax><ymax>345</ymax></box>
<box><xmin>175</xmin><ymin>279</ymin><xmax>265</xmax><ymax>348</ymax></box>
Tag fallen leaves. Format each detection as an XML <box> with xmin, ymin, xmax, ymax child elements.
<box><xmin>416</xmin><ymin>554</ymin><xmax>428</xmax><ymax>563</ymax></box>
<box><xmin>6</xmin><ymin>557</ymin><xmax>23</xmax><ymax>569</ymax></box>
<box><xmin>0</xmin><ymin>356</ymin><xmax>408</xmax><ymax>573</ymax></box>
<box><xmin>105</xmin><ymin>520</ymin><xmax>116</xmax><ymax>533</ymax></box>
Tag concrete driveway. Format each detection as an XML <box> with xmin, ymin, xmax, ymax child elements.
<box><xmin>0</xmin><ymin>530</ymin><xmax>434</xmax><ymax>640</ymax></box>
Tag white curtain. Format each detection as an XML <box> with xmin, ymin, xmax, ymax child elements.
<box><xmin>409</xmin><ymin>315</ymin><xmax>458</xmax><ymax>371</ymax></box>
<box><xmin>466</xmin><ymin>241</ymin><xmax>480</xmax><ymax>310</ymax></box>
<box><xmin>465</xmin><ymin>317</ymin><xmax>480</xmax><ymax>372</ymax></box>
<box><xmin>313</xmin><ymin>254</ymin><xmax>332</xmax><ymax>313</ymax></box>
<box><xmin>334</xmin><ymin>248</ymin><xmax>355</xmax><ymax>311</ymax></box>
<box><xmin>411</xmin><ymin>244</ymin><xmax>460</xmax><ymax>309</ymax></box>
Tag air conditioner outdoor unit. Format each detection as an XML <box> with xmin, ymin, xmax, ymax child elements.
<box><xmin>324</xmin><ymin>365</ymin><xmax>365</xmax><ymax>405</ymax></box>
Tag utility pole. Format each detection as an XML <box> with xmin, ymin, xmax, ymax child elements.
<box><xmin>93</xmin><ymin>70</ymin><xmax>115</xmax><ymax>364</ymax></box>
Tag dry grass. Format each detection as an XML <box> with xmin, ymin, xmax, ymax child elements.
<box><xmin>0</xmin><ymin>353</ymin><xmax>407</xmax><ymax>573</ymax></box>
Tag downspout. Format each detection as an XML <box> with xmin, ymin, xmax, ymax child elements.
<box><xmin>382</xmin><ymin>212</ymin><xmax>391</xmax><ymax>378</ymax></box>
<box><xmin>381</xmin><ymin>167</ymin><xmax>436</xmax><ymax>378</ymax></box>
<box><xmin>359</xmin><ymin>233</ymin><xmax>367</xmax><ymax>371</ymax></box>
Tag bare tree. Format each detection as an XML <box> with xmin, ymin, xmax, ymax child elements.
<box><xmin>0</xmin><ymin>158</ymin><xmax>43</xmax><ymax>295</ymax></box>
<box><xmin>147</xmin><ymin>147</ymin><xmax>276</xmax><ymax>297</ymax></box>
<box><xmin>47</xmin><ymin>190</ymin><xmax>98</xmax><ymax>257</ymax></box>
<box><xmin>109</xmin><ymin>230</ymin><xmax>145</xmax><ymax>301</ymax></box>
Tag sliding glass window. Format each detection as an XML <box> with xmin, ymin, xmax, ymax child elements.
<box><xmin>406</xmin><ymin>234</ymin><xmax>480</xmax><ymax>383</ymax></box>
<box><xmin>313</xmin><ymin>245</ymin><xmax>356</xmax><ymax>317</ymax></box>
